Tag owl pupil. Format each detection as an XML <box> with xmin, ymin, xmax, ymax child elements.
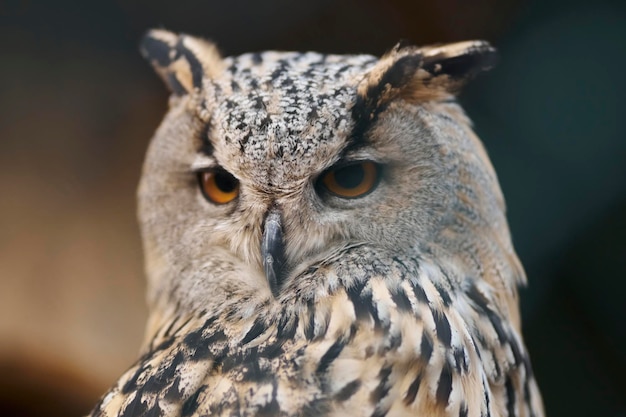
<box><xmin>334</xmin><ymin>165</ymin><xmax>364</xmax><ymax>189</ymax></box>
<box><xmin>215</xmin><ymin>171</ymin><xmax>238</xmax><ymax>192</ymax></box>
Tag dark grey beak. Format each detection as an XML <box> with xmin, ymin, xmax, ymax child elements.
<box><xmin>262</xmin><ymin>208</ymin><xmax>286</xmax><ymax>296</ymax></box>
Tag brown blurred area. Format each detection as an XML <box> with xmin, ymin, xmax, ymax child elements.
<box><xmin>0</xmin><ymin>24</ymin><xmax>160</xmax><ymax>414</ymax></box>
<box><xmin>1</xmin><ymin>0</ymin><xmax>625</xmax><ymax>416</ymax></box>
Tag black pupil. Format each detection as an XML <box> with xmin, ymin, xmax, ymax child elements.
<box><xmin>214</xmin><ymin>171</ymin><xmax>238</xmax><ymax>192</ymax></box>
<box><xmin>334</xmin><ymin>164</ymin><xmax>365</xmax><ymax>189</ymax></box>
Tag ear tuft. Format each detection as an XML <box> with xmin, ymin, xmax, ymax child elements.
<box><xmin>419</xmin><ymin>40</ymin><xmax>497</xmax><ymax>85</ymax></box>
<box><xmin>352</xmin><ymin>40</ymin><xmax>496</xmax><ymax>135</ymax></box>
<box><xmin>140</xmin><ymin>29</ymin><xmax>223</xmax><ymax>96</ymax></box>
<box><xmin>357</xmin><ymin>40</ymin><xmax>496</xmax><ymax>104</ymax></box>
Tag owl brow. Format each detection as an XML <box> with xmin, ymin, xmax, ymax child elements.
<box><xmin>339</xmin><ymin>130</ymin><xmax>373</xmax><ymax>161</ymax></box>
<box><xmin>343</xmin><ymin>59</ymin><xmax>420</xmax><ymax>155</ymax></box>
<box><xmin>191</xmin><ymin>155</ymin><xmax>218</xmax><ymax>171</ymax></box>
<box><xmin>331</xmin><ymin>145</ymin><xmax>381</xmax><ymax>171</ymax></box>
<box><xmin>350</xmin><ymin>54</ymin><xmax>424</xmax><ymax>143</ymax></box>
<box><xmin>198</xmin><ymin>122</ymin><xmax>214</xmax><ymax>156</ymax></box>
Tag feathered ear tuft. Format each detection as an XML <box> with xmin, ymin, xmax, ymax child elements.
<box><xmin>140</xmin><ymin>29</ymin><xmax>224</xmax><ymax>96</ymax></box>
<box><xmin>352</xmin><ymin>40</ymin><xmax>496</xmax><ymax>135</ymax></box>
<box><xmin>417</xmin><ymin>41</ymin><xmax>497</xmax><ymax>89</ymax></box>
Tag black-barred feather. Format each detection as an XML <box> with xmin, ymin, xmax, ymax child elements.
<box><xmin>92</xmin><ymin>249</ymin><xmax>542</xmax><ymax>417</ymax></box>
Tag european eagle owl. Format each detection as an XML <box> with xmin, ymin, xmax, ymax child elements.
<box><xmin>90</xmin><ymin>29</ymin><xmax>544</xmax><ymax>417</ymax></box>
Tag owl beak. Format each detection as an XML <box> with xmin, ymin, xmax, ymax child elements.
<box><xmin>262</xmin><ymin>208</ymin><xmax>286</xmax><ymax>296</ymax></box>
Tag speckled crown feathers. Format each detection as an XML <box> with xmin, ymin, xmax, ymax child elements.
<box><xmin>140</xmin><ymin>29</ymin><xmax>496</xmax><ymax>102</ymax></box>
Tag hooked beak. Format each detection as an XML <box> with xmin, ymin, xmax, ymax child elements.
<box><xmin>262</xmin><ymin>208</ymin><xmax>286</xmax><ymax>296</ymax></box>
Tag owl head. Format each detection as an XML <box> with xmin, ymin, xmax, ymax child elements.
<box><xmin>137</xmin><ymin>30</ymin><xmax>521</xmax><ymax>321</ymax></box>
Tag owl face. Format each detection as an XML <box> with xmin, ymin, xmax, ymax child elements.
<box><xmin>138</xmin><ymin>30</ymin><xmax>505</xmax><ymax>308</ymax></box>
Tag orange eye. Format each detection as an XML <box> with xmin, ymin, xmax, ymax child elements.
<box><xmin>199</xmin><ymin>169</ymin><xmax>240</xmax><ymax>204</ymax></box>
<box><xmin>320</xmin><ymin>161</ymin><xmax>380</xmax><ymax>198</ymax></box>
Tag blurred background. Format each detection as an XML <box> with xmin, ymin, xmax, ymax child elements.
<box><xmin>1</xmin><ymin>0</ymin><xmax>624</xmax><ymax>415</ymax></box>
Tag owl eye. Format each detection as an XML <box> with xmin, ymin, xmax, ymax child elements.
<box><xmin>198</xmin><ymin>169</ymin><xmax>240</xmax><ymax>204</ymax></box>
<box><xmin>318</xmin><ymin>161</ymin><xmax>380</xmax><ymax>199</ymax></box>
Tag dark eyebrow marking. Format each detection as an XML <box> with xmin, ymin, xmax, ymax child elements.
<box><xmin>340</xmin><ymin>133</ymin><xmax>369</xmax><ymax>157</ymax></box>
<box><xmin>349</xmin><ymin>54</ymin><xmax>423</xmax><ymax>146</ymax></box>
<box><xmin>198</xmin><ymin>122</ymin><xmax>214</xmax><ymax>156</ymax></box>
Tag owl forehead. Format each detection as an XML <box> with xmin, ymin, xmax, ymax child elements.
<box><xmin>209</xmin><ymin>51</ymin><xmax>377</xmax><ymax>181</ymax></box>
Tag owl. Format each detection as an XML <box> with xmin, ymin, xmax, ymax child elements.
<box><xmin>90</xmin><ymin>29</ymin><xmax>544</xmax><ymax>417</ymax></box>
